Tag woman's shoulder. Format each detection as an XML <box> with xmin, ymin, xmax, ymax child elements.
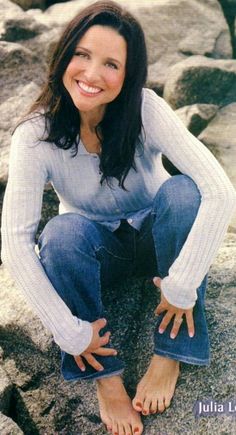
<box><xmin>13</xmin><ymin>112</ymin><xmax>48</xmax><ymax>143</ymax></box>
<box><xmin>141</xmin><ymin>87</ymin><xmax>167</xmax><ymax>112</ymax></box>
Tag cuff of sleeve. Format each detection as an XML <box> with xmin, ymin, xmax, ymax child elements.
<box><xmin>56</xmin><ymin>318</ymin><xmax>93</xmax><ymax>356</ymax></box>
<box><xmin>161</xmin><ymin>278</ymin><xmax>197</xmax><ymax>309</ymax></box>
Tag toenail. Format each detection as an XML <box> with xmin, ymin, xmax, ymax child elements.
<box><xmin>136</xmin><ymin>401</ymin><xmax>142</xmax><ymax>408</ymax></box>
<box><xmin>134</xmin><ymin>429</ymin><xmax>139</xmax><ymax>433</ymax></box>
<box><xmin>142</xmin><ymin>410</ymin><xmax>148</xmax><ymax>415</ymax></box>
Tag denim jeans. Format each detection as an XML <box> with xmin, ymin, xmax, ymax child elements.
<box><xmin>38</xmin><ymin>175</ymin><xmax>210</xmax><ymax>381</ymax></box>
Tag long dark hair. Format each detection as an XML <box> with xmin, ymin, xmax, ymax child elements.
<box><xmin>29</xmin><ymin>0</ymin><xmax>148</xmax><ymax>189</ymax></box>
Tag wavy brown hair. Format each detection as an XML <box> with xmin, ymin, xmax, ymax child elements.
<box><xmin>28</xmin><ymin>0</ymin><xmax>148</xmax><ymax>189</ymax></box>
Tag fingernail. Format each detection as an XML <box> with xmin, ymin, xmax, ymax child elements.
<box><xmin>170</xmin><ymin>333</ymin><xmax>175</xmax><ymax>339</ymax></box>
<box><xmin>81</xmin><ymin>367</ymin><xmax>86</xmax><ymax>372</ymax></box>
<box><xmin>189</xmin><ymin>332</ymin><xmax>194</xmax><ymax>338</ymax></box>
<box><xmin>159</xmin><ymin>328</ymin><xmax>164</xmax><ymax>334</ymax></box>
<box><xmin>113</xmin><ymin>351</ymin><xmax>117</xmax><ymax>355</ymax></box>
<box><xmin>99</xmin><ymin>367</ymin><xmax>104</xmax><ymax>371</ymax></box>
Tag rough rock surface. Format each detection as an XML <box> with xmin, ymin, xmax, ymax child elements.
<box><xmin>0</xmin><ymin>7</ymin><xmax>49</xmax><ymax>42</ymax></box>
<box><xmin>163</xmin><ymin>55</ymin><xmax>236</xmax><ymax>109</ymax></box>
<box><xmin>0</xmin><ymin>366</ymin><xmax>12</xmax><ymax>414</ymax></box>
<box><xmin>0</xmin><ymin>233</ymin><xmax>235</xmax><ymax>434</ymax></box>
<box><xmin>175</xmin><ymin>104</ymin><xmax>218</xmax><ymax>136</ymax></box>
<box><xmin>198</xmin><ymin>102</ymin><xmax>236</xmax><ymax>229</ymax></box>
<box><xmin>10</xmin><ymin>0</ymin><xmax>46</xmax><ymax>10</ymax></box>
<box><xmin>38</xmin><ymin>0</ymin><xmax>232</xmax><ymax>92</ymax></box>
<box><xmin>0</xmin><ymin>412</ymin><xmax>24</xmax><ymax>435</ymax></box>
<box><xmin>0</xmin><ymin>82</ymin><xmax>40</xmax><ymax>184</ymax></box>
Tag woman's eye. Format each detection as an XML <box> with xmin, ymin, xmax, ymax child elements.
<box><xmin>106</xmin><ymin>62</ymin><xmax>118</xmax><ymax>70</ymax></box>
<box><xmin>75</xmin><ymin>52</ymin><xmax>88</xmax><ymax>58</ymax></box>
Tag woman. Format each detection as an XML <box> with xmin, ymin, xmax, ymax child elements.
<box><xmin>1</xmin><ymin>1</ymin><xmax>236</xmax><ymax>434</ymax></box>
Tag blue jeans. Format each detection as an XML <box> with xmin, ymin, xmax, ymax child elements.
<box><xmin>38</xmin><ymin>175</ymin><xmax>210</xmax><ymax>381</ymax></box>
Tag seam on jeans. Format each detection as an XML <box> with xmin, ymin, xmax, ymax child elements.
<box><xmin>95</xmin><ymin>245</ymin><xmax>133</xmax><ymax>261</ymax></box>
<box><xmin>154</xmin><ymin>349</ymin><xmax>210</xmax><ymax>365</ymax></box>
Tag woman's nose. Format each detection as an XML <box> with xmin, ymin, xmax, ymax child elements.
<box><xmin>83</xmin><ymin>61</ymin><xmax>100</xmax><ymax>83</ymax></box>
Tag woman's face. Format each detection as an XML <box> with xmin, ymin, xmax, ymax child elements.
<box><xmin>62</xmin><ymin>25</ymin><xmax>127</xmax><ymax>119</ymax></box>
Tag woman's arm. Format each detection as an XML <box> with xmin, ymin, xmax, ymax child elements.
<box><xmin>1</xmin><ymin>118</ymin><xmax>93</xmax><ymax>355</ymax></box>
<box><xmin>142</xmin><ymin>88</ymin><xmax>236</xmax><ymax>309</ymax></box>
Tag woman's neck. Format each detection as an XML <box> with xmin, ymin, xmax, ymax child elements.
<box><xmin>79</xmin><ymin>106</ymin><xmax>106</xmax><ymax>133</ymax></box>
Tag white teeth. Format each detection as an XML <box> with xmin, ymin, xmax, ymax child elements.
<box><xmin>78</xmin><ymin>81</ymin><xmax>101</xmax><ymax>94</ymax></box>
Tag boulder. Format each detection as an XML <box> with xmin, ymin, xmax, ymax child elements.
<box><xmin>0</xmin><ymin>366</ymin><xmax>12</xmax><ymax>414</ymax></box>
<box><xmin>0</xmin><ymin>8</ymin><xmax>49</xmax><ymax>42</ymax></box>
<box><xmin>175</xmin><ymin>104</ymin><xmax>218</xmax><ymax>135</ymax></box>
<box><xmin>198</xmin><ymin>103</ymin><xmax>236</xmax><ymax>230</ymax></box>
<box><xmin>0</xmin><ymin>413</ymin><xmax>24</xmax><ymax>435</ymax></box>
<box><xmin>163</xmin><ymin>55</ymin><xmax>236</xmax><ymax>109</ymax></box>
<box><xmin>41</xmin><ymin>0</ymin><xmax>232</xmax><ymax>92</ymax></box>
<box><xmin>0</xmin><ymin>232</ymin><xmax>235</xmax><ymax>434</ymax></box>
<box><xmin>10</xmin><ymin>0</ymin><xmax>46</xmax><ymax>10</ymax></box>
<box><xmin>0</xmin><ymin>82</ymin><xmax>40</xmax><ymax>184</ymax></box>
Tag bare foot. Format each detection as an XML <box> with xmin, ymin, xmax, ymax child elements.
<box><xmin>132</xmin><ymin>355</ymin><xmax>180</xmax><ymax>415</ymax></box>
<box><xmin>96</xmin><ymin>375</ymin><xmax>143</xmax><ymax>435</ymax></box>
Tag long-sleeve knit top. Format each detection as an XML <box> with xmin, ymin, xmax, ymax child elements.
<box><xmin>1</xmin><ymin>88</ymin><xmax>236</xmax><ymax>355</ymax></box>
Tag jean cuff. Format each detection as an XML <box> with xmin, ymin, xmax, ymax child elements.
<box><xmin>154</xmin><ymin>348</ymin><xmax>210</xmax><ymax>366</ymax></box>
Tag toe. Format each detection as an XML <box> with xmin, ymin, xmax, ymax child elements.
<box><xmin>132</xmin><ymin>422</ymin><xmax>144</xmax><ymax>435</ymax></box>
<box><xmin>132</xmin><ymin>398</ymin><xmax>143</xmax><ymax>412</ymax></box>
<box><xmin>157</xmin><ymin>397</ymin><xmax>165</xmax><ymax>413</ymax></box>
<box><xmin>149</xmin><ymin>398</ymin><xmax>158</xmax><ymax>414</ymax></box>
<box><xmin>164</xmin><ymin>395</ymin><xmax>172</xmax><ymax>409</ymax></box>
<box><xmin>142</xmin><ymin>396</ymin><xmax>152</xmax><ymax>415</ymax></box>
<box><xmin>112</xmin><ymin>421</ymin><xmax>119</xmax><ymax>435</ymax></box>
<box><xmin>123</xmin><ymin>422</ymin><xmax>132</xmax><ymax>435</ymax></box>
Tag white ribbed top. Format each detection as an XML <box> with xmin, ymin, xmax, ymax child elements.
<box><xmin>1</xmin><ymin>88</ymin><xmax>236</xmax><ymax>355</ymax></box>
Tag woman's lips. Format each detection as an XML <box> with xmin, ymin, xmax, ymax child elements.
<box><xmin>77</xmin><ymin>80</ymin><xmax>103</xmax><ymax>95</ymax></box>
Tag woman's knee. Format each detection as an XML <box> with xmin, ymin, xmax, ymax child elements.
<box><xmin>38</xmin><ymin>213</ymin><xmax>99</xmax><ymax>258</ymax></box>
<box><xmin>153</xmin><ymin>175</ymin><xmax>201</xmax><ymax>218</ymax></box>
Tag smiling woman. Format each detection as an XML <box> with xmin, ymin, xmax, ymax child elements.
<box><xmin>62</xmin><ymin>25</ymin><xmax>127</xmax><ymax>126</ymax></box>
<box><xmin>1</xmin><ymin>1</ymin><xmax>236</xmax><ymax>435</ymax></box>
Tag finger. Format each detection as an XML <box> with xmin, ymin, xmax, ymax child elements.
<box><xmin>74</xmin><ymin>355</ymin><xmax>86</xmax><ymax>372</ymax></box>
<box><xmin>94</xmin><ymin>347</ymin><xmax>117</xmax><ymax>356</ymax></box>
<box><xmin>154</xmin><ymin>302</ymin><xmax>166</xmax><ymax>315</ymax></box>
<box><xmin>99</xmin><ymin>331</ymin><xmax>111</xmax><ymax>346</ymax></box>
<box><xmin>84</xmin><ymin>353</ymin><xmax>104</xmax><ymax>371</ymax></box>
<box><xmin>186</xmin><ymin>310</ymin><xmax>195</xmax><ymax>337</ymax></box>
<box><xmin>94</xmin><ymin>317</ymin><xmax>107</xmax><ymax>332</ymax></box>
<box><xmin>153</xmin><ymin>277</ymin><xmax>162</xmax><ymax>288</ymax></box>
<box><xmin>158</xmin><ymin>311</ymin><xmax>174</xmax><ymax>333</ymax></box>
<box><xmin>170</xmin><ymin>315</ymin><xmax>184</xmax><ymax>339</ymax></box>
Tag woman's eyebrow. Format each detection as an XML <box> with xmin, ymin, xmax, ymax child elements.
<box><xmin>75</xmin><ymin>45</ymin><xmax>123</xmax><ymax>65</ymax></box>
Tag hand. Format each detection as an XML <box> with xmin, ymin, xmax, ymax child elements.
<box><xmin>153</xmin><ymin>277</ymin><xmax>195</xmax><ymax>339</ymax></box>
<box><xmin>74</xmin><ymin>318</ymin><xmax>117</xmax><ymax>372</ymax></box>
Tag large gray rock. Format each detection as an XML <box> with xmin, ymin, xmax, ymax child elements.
<box><xmin>0</xmin><ymin>82</ymin><xmax>40</xmax><ymax>184</ymax></box>
<box><xmin>164</xmin><ymin>55</ymin><xmax>236</xmax><ymax>109</ymax></box>
<box><xmin>198</xmin><ymin>102</ymin><xmax>236</xmax><ymax>230</ymax></box>
<box><xmin>41</xmin><ymin>0</ymin><xmax>232</xmax><ymax>92</ymax></box>
<box><xmin>10</xmin><ymin>0</ymin><xmax>45</xmax><ymax>10</ymax></box>
<box><xmin>0</xmin><ymin>366</ymin><xmax>12</xmax><ymax>414</ymax></box>
<box><xmin>175</xmin><ymin>104</ymin><xmax>218</xmax><ymax>136</ymax></box>
<box><xmin>136</xmin><ymin>0</ymin><xmax>232</xmax><ymax>91</ymax></box>
<box><xmin>0</xmin><ymin>6</ymin><xmax>49</xmax><ymax>42</ymax></box>
<box><xmin>0</xmin><ymin>413</ymin><xmax>24</xmax><ymax>435</ymax></box>
<box><xmin>0</xmin><ymin>232</ymin><xmax>235</xmax><ymax>434</ymax></box>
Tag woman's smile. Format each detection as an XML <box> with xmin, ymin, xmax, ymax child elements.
<box><xmin>63</xmin><ymin>25</ymin><xmax>127</xmax><ymax>120</ymax></box>
<box><xmin>77</xmin><ymin>80</ymin><xmax>103</xmax><ymax>96</ymax></box>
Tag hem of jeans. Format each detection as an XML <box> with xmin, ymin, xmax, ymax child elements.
<box><xmin>154</xmin><ymin>349</ymin><xmax>210</xmax><ymax>366</ymax></box>
<box><xmin>92</xmin><ymin>368</ymin><xmax>125</xmax><ymax>381</ymax></box>
<box><xmin>61</xmin><ymin>367</ymin><xmax>125</xmax><ymax>382</ymax></box>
